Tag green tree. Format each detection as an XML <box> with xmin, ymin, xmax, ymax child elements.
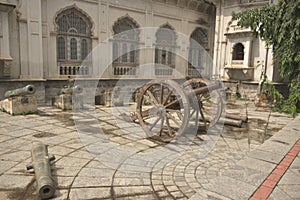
<box><xmin>232</xmin><ymin>0</ymin><xmax>300</xmax><ymax>116</ymax></box>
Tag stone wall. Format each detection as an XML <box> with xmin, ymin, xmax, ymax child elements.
<box><xmin>223</xmin><ymin>80</ymin><xmax>259</xmax><ymax>100</ymax></box>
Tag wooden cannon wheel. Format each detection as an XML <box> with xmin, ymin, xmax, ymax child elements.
<box><xmin>136</xmin><ymin>79</ymin><xmax>190</xmax><ymax>142</ymax></box>
<box><xmin>182</xmin><ymin>78</ymin><xmax>224</xmax><ymax>130</ymax></box>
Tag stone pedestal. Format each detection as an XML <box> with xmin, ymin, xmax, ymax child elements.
<box><xmin>53</xmin><ymin>94</ymin><xmax>83</xmax><ymax>110</ymax></box>
<box><xmin>0</xmin><ymin>95</ymin><xmax>37</xmax><ymax>115</ymax></box>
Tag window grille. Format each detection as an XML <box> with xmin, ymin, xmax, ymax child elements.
<box><xmin>57</xmin><ymin>37</ymin><xmax>66</xmax><ymax>60</ymax></box>
<box><xmin>112</xmin><ymin>17</ymin><xmax>139</xmax><ymax>75</ymax></box>
<box><xmin>70</xmin><ymin>38</ymin><xmax>77</xmax><ymax>60</ymax></box>
<box><xmin>155</xmin><ymin>25</ymin><xmax>176</xmax><ymax>68</ymax></box>
<box><xmin>188</xmin><ymin>28</ymin><xmax>208</xmax><ymax>76</ymax></box>
<box><xmin>56</xmin><ymin>7</ymin><xmax>92</xmax><ymax>75</ymax></box>
<box><xmin>81</xmin><ymin>39</ymin><xmax>88</xmax><ymax>60</ymax></box>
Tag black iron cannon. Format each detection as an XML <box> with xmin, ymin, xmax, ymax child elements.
<box><xmin>4</xmin><ymin>85</ymin><xmax>36</xmax><ymax>98</ymax></box>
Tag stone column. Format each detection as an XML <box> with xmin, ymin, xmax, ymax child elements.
<box><xmin>20</xmin><ymin>0</ymin><xmax>43</xmax><ymax>79</ymax></box>
<box><xmin>243</xmin><ymin>39</ymin><xmax>252</xmax><ymax>67</ymax></box>
<box><xmin>141</xmin><ymin>2</ymin><xmax>155</xmax><ymax>78</ymax></box>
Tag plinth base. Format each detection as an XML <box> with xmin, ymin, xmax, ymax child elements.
<box><xmin>53</xmin><ymin>94</ymin><xmax>83</xmax><ymax>110</ymax></box>
<box><xmin>0</xmin><ymin>96</ymin><xmax>37</xmax><ymax>115</ymax></box>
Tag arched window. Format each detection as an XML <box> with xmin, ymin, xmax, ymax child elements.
<box><xmin>70</xmin><ymin>38</ymin><xmax>77</xmax><ymax>60</ymax></box>
<box><xmin>155</xmin><ymin>24</ymin><xmax>176</xmax><ymax>70</ymax></box>
<box><xmin>130</xmin><ymin>44</ymin><xmax>135</xmax><ymax>63</ymax></box>
<box><xmin>232</xmin><ymin>43</ymin><xmax>244</xmax><ymax>60</ymax></box>
<box><xmin>112</xmin><ymin>16</ymin><xmax>139</xmax><ymax>75</ymax></box>
<box><xmin>81</xmin><ymin>39</ymin><xmax>88</xmax><ymax>60</ymax></box>
<box><xmin>57</xmin><ymin>37</ymin><xmax>65</xmax><ymax>60</ymax></box>
<box><xmin>188</xmin><ymin>28</ymin><xmax>208</xmax><ymax>77</ymax></box>
<box><xmin>56</xmin><ymin>7</ymin><xmax>92</xmax><ymax>75</ymax></box>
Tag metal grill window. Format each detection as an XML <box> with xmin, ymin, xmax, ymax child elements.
<box><xmin>57</xmin><ymin>37</ymin><xmax>65</xmax><ymax>60</ymax></box>
<box><xmin>188</xmin><ymin>28</ymin><xmax>208</xmax><ymax>69</ymax></box>
<box><xmin>56</xmin><ymin>8</ymin><xmax>92</xmax><ymax>63</ymax></box>
<box><xmin>112</xmin><ymin>17</ymin><xmax>139</xmax><ymax>65</ymax></box>
<box><xmin>155</xmin><ymin>25</ymin><xmax>176</xmax><ymax>68</ymax></box>
<box><xmin>81</xmin><ymin>39</ymin><xmax>88</xmax><ymax>60</ymax></box>
<box><xmin>70</xmin><ymin>38</ymin><xmax>77</xmax><ymax>60</ymax></box>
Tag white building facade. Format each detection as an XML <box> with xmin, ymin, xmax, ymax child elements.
<box><xmin>212</xmin><ymin>0</ymin><xmax>283</xmax><ymax>98</ymax></box>
<box><xmin>0</xmin><ymin>0</ymin><xmax>284</xmax><ymax>103</ymax></box>
<box><xmin>0</xmin><ymin>0</ymin><xmax>217</xmax><ymax>103</ymax></box>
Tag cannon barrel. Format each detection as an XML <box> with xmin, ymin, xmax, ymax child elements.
<box><xmin>59</xmin><ymin>85</ymin><xmax>83</xmax><ymax>94</ymax></box>
<box><xmin>4</xmin><ymin>85</ymin><xmax>36</xmax><ymax>98</ymax></box>
<box><xmin>59</xmin><ymin>85</ymin><xmax>83</xmax><ymax>95</ymax></box>
<box><xmin>26</xmin><ymin>143</ymin><xmax>55</xmax><ymax>199</ymax></box>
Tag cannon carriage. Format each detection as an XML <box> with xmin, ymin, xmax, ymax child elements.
<box><xmin>124</xmin><ymin>78</ymin><xmax>225</xmax><ymax>142</ymax></box>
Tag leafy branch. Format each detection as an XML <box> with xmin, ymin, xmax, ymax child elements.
<box><xmin>232</xmin><ymin>0</ymin><xmax>300</xmax><ymax>116</ymax></box>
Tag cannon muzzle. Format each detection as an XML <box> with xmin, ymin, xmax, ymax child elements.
<box><xmin>4</xmin><ymin>85</ymin><xmax>36</xmax><ymax>98</ymax></box>
<box><xmin>59</xmin><ymin>85</ymin><xmax>83</xmax><ymax>95</ymax></box>
<box><xmin>27</xmin><ymin>143</ymin><xmax>55</xmax><ymax>199</ymax></box>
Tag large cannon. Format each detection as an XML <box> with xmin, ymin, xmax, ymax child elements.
<box><xmin>4</xmin><ymin>85</ymin><xmax>36</xmax><ymax>98</ymax></box>
<box><xmin>121</xmin><ymin>78</ymin><xmax>224</xmax><ymax>142</ymax></box>
<box><xmin>121</xmin><ymin>78</ymin><xmax>248</xmax><ymax>142</ymax></box>
<box><xmin>26</xmin><ymin>143</ymin><xmax>56</xmax><ymax>199</ymax></box>
<box><xmin>0</xmin><ymin>85</ymin><xmax>37</xmax><ymax>115</ymax></box>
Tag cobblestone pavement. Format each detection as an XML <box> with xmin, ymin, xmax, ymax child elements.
<box><xmin>0</xmin><ymin>100</ymin><xmax>299</xmax><ymax>199</ymax></box>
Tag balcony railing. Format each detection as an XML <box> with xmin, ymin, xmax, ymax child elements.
<box><xmin>113</xmin><ymin>66</ymin><xmax>136</xmax><ymax>76</ymax></box>
<box><xmin>59</xmin><ymin>63</ymin><xmax>89</xmax><ymax>76</ymax></box>
<box><xmin>188</xmin><ymin>66</ymin><xmax>203</xmax><ymax>78</ymax></box>
<box><xmin>155</xmin><ymin>67</ymin><xmax>173</xmax><ymax>76</ymax></box>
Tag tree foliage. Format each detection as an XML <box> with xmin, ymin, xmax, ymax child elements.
<box><xmin>232</xmin><ymin>0</ymin><xmax>300</xmax><ymax>116</ymax></box>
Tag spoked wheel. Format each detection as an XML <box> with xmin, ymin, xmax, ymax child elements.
<box><xmin>136</xmin><ymin>80</ymin><xmax>190</xmax><ymax>142</ymax></box>
<box><xmin>183</xmin><ymin>78</ymin><xmax>224</xmax><ymax>130</ymax></box>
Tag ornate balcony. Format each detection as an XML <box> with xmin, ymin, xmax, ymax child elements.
<box><xmin>58</xmin><ymin>62</ymin><xmax>89</xmax><ymax>76</ymax></box>
<box><xmin>113</xmin><ymin>66</ymin><xmax>137</xmax><ymax>76</ymax></box>
<box><xmin>155</xmin><ymin>67</ymin><xmax>173</xmax><ymax>76</ymax></box>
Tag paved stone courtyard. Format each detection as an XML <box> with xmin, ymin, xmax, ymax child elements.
<box><xmin>0</xmin><ymin>100</ymin><xmax>299</xmax><ymax>199</ymax></box>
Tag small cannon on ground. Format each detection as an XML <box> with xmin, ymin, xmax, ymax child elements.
<box><xmin>0</xmin><ymin>85</ymin><xmax>37</xmax><ymax>115</ymax></box>
<box><xmin>26</xmin><ymin>143</ymin><xmax>56</xmax><ymax>199</ymax></box>
<box><xmin>53</xmin><ymin>79</ymin><xmax>84</xmax><ymax>110</ymax></box>
<box><xmin>4</xmin><ymin>85</ymin><xmax>36</xmax><ymax>98</ymax></box>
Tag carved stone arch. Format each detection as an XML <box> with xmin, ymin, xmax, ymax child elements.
<box><xmin>156</xmin><ymin>22</ymin><xmax>177</xmax><ymax>45</ymax></box>
<box><xmin>190</xmin><ymin>27</ymin><xmax>209</xmax><ymax>50</ymax></box>
<box><xmin>54</xmin><ymin>4</ymin><xmax>95</xmax><ymax>35</ymax></box>
<box><xmin>112</xmin><ymin>14</ymin><xmax>140</xmax><ymax>35</ymax></box>
<box><xmin>159</xmin><ymin>22</ymin><xmax>175</xmax><ymax>31</ymax></box>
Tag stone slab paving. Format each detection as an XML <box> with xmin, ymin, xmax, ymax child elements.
<box><xmin>0</xmin><ymin>100</ymin><xmax>298</xmax><ymax>199</ymax></box>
